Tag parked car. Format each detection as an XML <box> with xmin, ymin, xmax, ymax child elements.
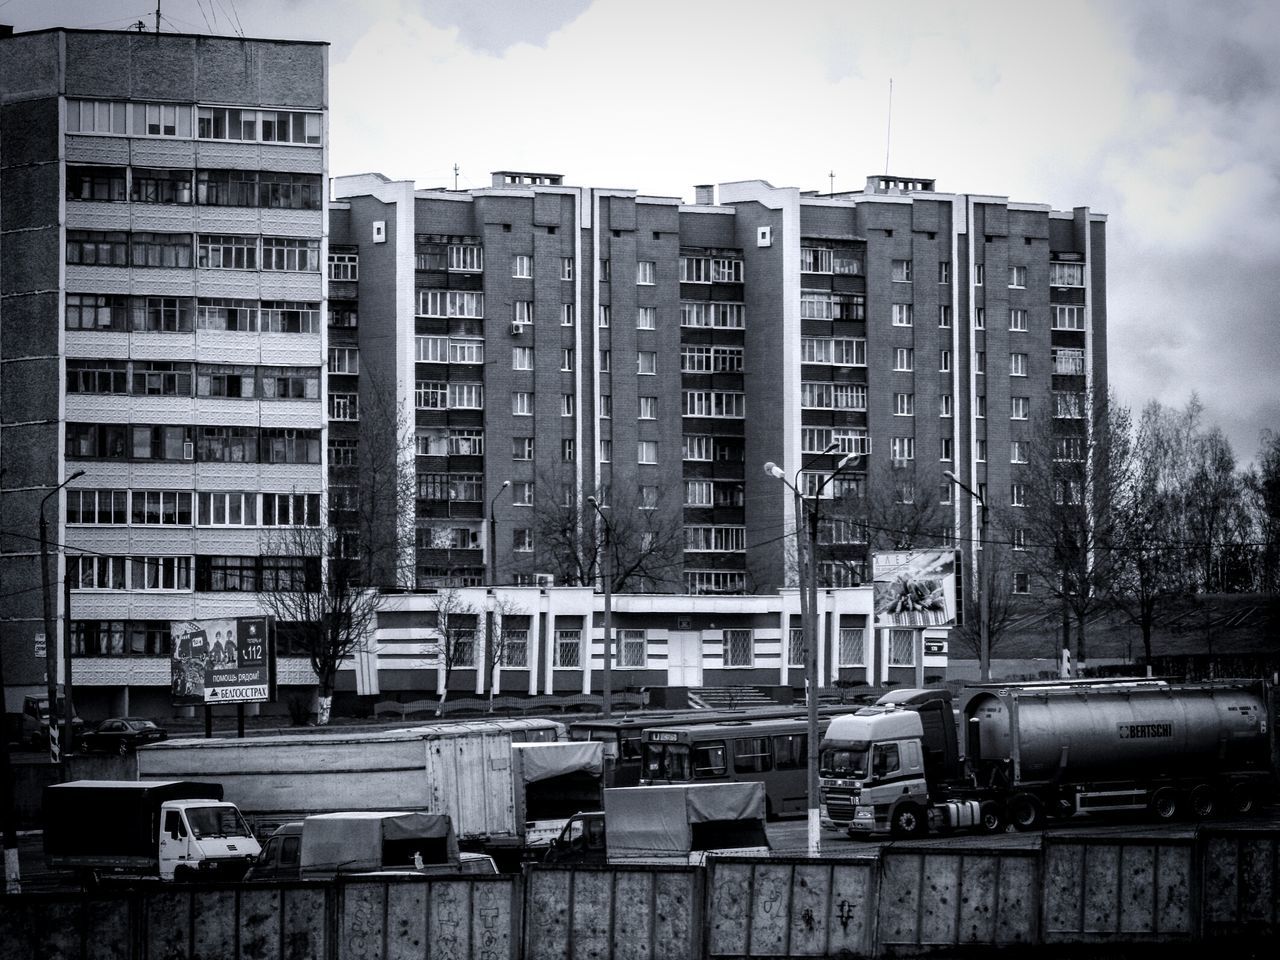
<box><xmin>81</xmin><ymin>717</ymin><xmax>168</xmax><ymax>755</ymax></box>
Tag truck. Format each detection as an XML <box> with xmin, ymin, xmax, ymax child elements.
<box><xmin>6</xmin><ymin>695</ymin><xmax>85</xmax><ymax>749</ymax></box>
<box><xmin>543</xmin><ymin>781</ymin><xmax>772</xmax><ymax>866</ymax></box>
<box><xmin>136</xmin><ymin>721</ymin><xmax>603</xmax><ymax>862</ymax></box>
<box><xmin>244</xmin><ymin>812</ymin><xmax>497</xmax><ymax>881</ymax></box>
<box><xmin>43</xmin><ymin>780</ymin><xmax>261</xmax><ymax>882</ymax></box>
<box><xmin>820</xmin><ymin>679</ymin><xmax>1277</xmax><ymax>838</ymax></box>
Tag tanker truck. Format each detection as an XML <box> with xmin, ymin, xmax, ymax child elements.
<box><xmin>820</xmin><ymin>679</ymin><xmax>1275</xmax><ymax>838</ymax></box>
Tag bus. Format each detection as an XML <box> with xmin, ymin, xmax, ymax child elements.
<box><xmin>639</xmin><ymin>716</ymin><xmax>835</xmax><ymax>819</ymax></box>
<box><xmin>570</xmin><ymin>705</ymin><xmax>859</xmax><ymax>787</ymax></box>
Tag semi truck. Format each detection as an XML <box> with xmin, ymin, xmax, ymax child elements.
<box><xmin>136</xmin><ymin>722</ymin><xmax>603</xmax><ymax>862</ymax></box>
<box><xmin>43</xmin><ymin>780</ymin><xmax>260</xmax><ymax>882</ymax></box>
<box><xmin>244</xmin><ymin>812</ymin><xmax>497</xmax><ymax>881</ymax></box>
<box><xmin>543</xmin><ymin>781</ymin><xmax>772</xmax><ymax>866</ymax></box>
<box><xmin>820</xmin><ymin>679</ymin><xmax>1276</xmax><ymax>838</ymax></box>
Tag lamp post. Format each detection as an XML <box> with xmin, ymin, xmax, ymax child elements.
<box><xmin>586</xmin><ymin>496</ymin><xmax>612</xmax><ymax>719</ymax></box>
<box><xmin>764</xmin><ymin>444</ymin><xmax>855</xmax><ymax>857</ymax></box>
<box><xmin>486</xmin><ymin>480</ymin><xmax>510</xmax><ymax>705</ymax></box>
<box><xmin>39</xmin><ymin>469</ymin><xmax>86</xmax><ymax>771</ymax></box>
<box><xmin>944</xmin><ymin>470</ymin><xmax>990</xmax><ymax>682</ymax></box>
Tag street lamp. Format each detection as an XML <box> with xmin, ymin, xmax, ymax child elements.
<box><xmin>763</xmin><ymin>443</ymin><xmax>856</xmax><ymax>857</ymax></box>
<box><xmin>486</xmin><ymin>481</ymin><xmax>510</xmax><ymax>706</ymax></box>
<box><xmin>944</xmin><ymin>470</ymin><xmax>990</xmax><ymax>682</ymax></box>
<box><xmin>586</xmin><ymin>496</ymin><xmax>613</xmax><ymax>719</ymax></box>
<box><xmin>40</xmin><ymin>468</ymin><xmax>86</xmax><ymax>770</ymax></box>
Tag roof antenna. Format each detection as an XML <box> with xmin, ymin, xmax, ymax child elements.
<box><xmin>454</xmin><ymin>164</ymin><xmax>459</xmax><ymax>190</ymax></box>
<box><xmin>884</xmin><ymin>78</ymin><xmax>893</xmax><ymax>175</ymax></box>
<box><xmin>828</xmin><ymin>170</ymin><xmax>835</xmax><ymax>197</ymax></box>
<box><xmin>155</xmin><ymin>0</ymin><xmax>161</xmax><ymax>34</ymax></box>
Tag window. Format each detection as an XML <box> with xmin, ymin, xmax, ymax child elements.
<box><xmin>508</xmin><ymin>254</ymin><xmax>532</xmax><ymax>279</ymax></box>
<box><xmin>67</xmin><ymin>489</ymin><xmax>128</xmax><ymax>525</ymax></box>
<box><xmin>939</xmin><ymin>305</ymin><xmax>952</xmax><ymax>328</ymax></box>
<box><xmin>636</xmin><ymin>261</ymin><xmax>655</xmax><ymax>285</ymax></box>
<box><xmin>560</xmin><ymin>349</ymin><xmax>574</xmax><ymax>371</ymax></box>
<box><xmin>940</xmin><ymin>350</ymin><xmax>951</xmax><ymax>373</ymax></box>
<box><xmin>555</xmin><ymin>629</ymin><xmax>581</xmax><ymax>668</ymax></box>
<box><xmin>976</xmin><ymin>439</ymin><xmax>987</xmax><ymax>462</ymax></box>
<box><xmin>261</xmin><ymin>493</ymin><xmax>321</xmax><ymax>527</ymax></box>
<box><xmin>639</xmin><ymin>486</ymin><xmax>658</xmax><ymax>510</ymax></box>
<box><xmin>598</xmin><ymin>258</ymin><xmax>611</xmax><ymax>282</ymax></box>
<box><xmin>1010</xmin><ymin>353</ymin><xmax>1027</xmax><ymax>377</ymax></box>
<box><xmin>939</xmin><ymin>261</ymin><xmax>951</xmax><ymax>284</ymax></box>
<box><xmin>893</xmin><ymin>348</ymin><xmax>914</xmax><ymax>371</ymax></box>
<box><xmin>561</xmin><ymin>439</ymin><xmax>575</xmax><ymax>462</ymax></box>
<box><xmin>939</xmin><ymin>482</ymin><xmax>952</xmax><ymax>504</ymax></box>
<box><xmin>328</xmin><ymin>348</ymin><xmax>359</xmax><ymax>374</ymax></box>
<box><xmin>637</xmin><ymin>306</ymin><xmax>656</xmax><ymax>329</ymax></box>
<box><xmin>66</xmin><ymin>359</ymin><xmax>127</xmax><ymax>394</ymax></box>
<box><xmin>976</xmin><ymin>395</ymin><xmax>987</xmax><ymax>418</ymax></box>
<box><xmin>683</xmin><ymin>435</ymin><xmax>712</xmax><ymax>461</ymax></box>
<box><xmin>940</xmin><ymin>394</ymin><xmax>953</xmax><ymax>418</ymax></box>
<box><xmin>560</xmin><ymin>257</ymin><xmax>574</xmax><ymax>281</ymax></box>
<box><xmin>636</xmin><ymin>351</ymin><xmax>657</xmax><ymax>375</ymax></box>
<box><xmin>68</xmin><ymin>555</ymin><xmax>126</xmax><ymax>590</ymax></box>
<box><xmin>599</xmin><ymin>439</ymin><xmax>612</xmax><ymax>462</ymax></box>
<box><xmin>513</xmin><ymin>482</ymin><xmax>534</xmax><ymax>506</ymax></box>
<box><xmin>197</xmin><ymin>492</ymin><xmax>257</xmax><ymax>526</ymax></box>
<box><xmin>561</xmin><ymin>394</ymin><xmax>575</xmax><ymax>417</ymax></box>
<box><xmin>800</xmin><ymin>247</ymin><xmax>832</xmax><ymax>273</ymax></box>
<box><xmin>1009</xmin><ymin>308</ymin><xmax>1028</xmax><ymax>331</ymax></box>
<box><xmin>683</xmin><ymin>390</ymin><xmax>746</xmax><ymax>418</ymax></box>
<box><xmin>131</xmin><ymin>556</ymin><xmax>191</xmax><ymax>592</ymax></box>
<box><xmin>637</xmin><ymin>440</ymin><xmax>657</xmax><ymax>464</ymax></box>
<box><xmin>834</xmin><ymin>627</ymin><xmax>864</xmax><ymax>667</ymax></box>
<box><xmin>260</xmin><ymin>366</ymin><xmax>319</xmax><ymax>400</ymax></box>
<box><xmin>128</xmin><ymin>490</ymin><xmax>192</xmax><ymax>526</ymax></box>
<box><xmin>681</xmin><ymin>256</ymin><xmax>710</xmax><ymax>283</ymax></box>
<box><xmin>512</xmin><ymin>529</ymin><xmax>533</xmax><ymax>553</ymax></box>
<box><xmin>832</xmin><ymin>249</ymin><xmax>862</xmax><ymax>275</ymax></box>
<box><xmin>1013</xmin><ymin>528</ymin><xmax>1027</xmax><ymax>551</ymax></box>
<box><xmin>197</xmin><ymin>234</ymin><xmax>256</xmax><ymax>270</ymax></box>
<box><xmin>1055</xmin><ymin>436</ymin><xmax>1086</xmax><ymax>462</ymax></box>
<box><xmin>445</xmin><ymin>382</ymin><xmax>483</xmax><ymax>410</ymax></box>
<box><xmin>258</xmin><ymin>429</ymin><xmax>321</xmax><ymax>464</ymax></box>
<box><xmin>1050</xmin><ymin>261</ymin><xmax>1085</xmax><ymax>286</ymax></box>
<box><xmin>65</xmin><ymin>293</ymin><xmax>130</xmax><ymax>331</ymax></box>
<box><xmin>619</xmin><ymin>630</ymin><xmax>646</xmax><ymax>668</ymax></box>
<box><xmin>328</xmin><ymin>252</ymin><xmax>358</xmax><ymax>281</ymax></box>
<box><xmin>447</xmin><ymin>244</ymin><xmax>482</xmax><ymax>272</ymax></box>
<box><xmin>259</xmin><ymin>301</ymin><xmax>320</xmax><ymax>334</ymax></box>
<box><xmin>1052</xmin><ymin>305</ymin><xmax>1086</xmax><ymax>330</ymax></box>
<box><xmin>561</xmin><ymin>304</ymin><xmax>575</xmax><ymax>327</ymax></box>
<box><xmin>638</xmin><ymin>396</ymin><xmax>657</xmax><ymax>420</ymax></box>
<box><xmin>129</xmin><ymin>168</ymin><xmax>191</xmax><ymax>204</ymax></box>
<box><xmin>329</xmin><ymin>393</ymin><xmax>358</xmax><ymax>420</ymax></box>
<box><xmin>889</xmin><ymin>630</ymin><xmax>915</xmax><ymax>666</ymax></box>
<box><xmin>974</xmin><ymin>263</ymin><xmax>985</xmax><ymax>286</ymax></box>
<box><xmin>890</xmin><ymin>437</ymin><xmax>915</xmax><ymax>461</ymax></box>
<box><xmin>512</xmin><ymin>347</ymin><xmax>533</xmax><ymax>371</ymax></box>
<box><xmin>1014</xmin><ymin>572</ymin><xmax>1030</xmax><ymax>594</ymax></box>
<box><xmin>599</xmin><ymin>395</ymin><xmax>612</xmax><ymax>419</ymax></box>
<box><xmin>733</xmin><ymin>737</ymin><xmax>772</xmax><ymax>774</ymax></box>
<box><xmin>940</xmin><ymin>437</ymin><xmax>953</xmax><ymax>461</ymax></box>
<box><xmin>892</xmin><ymin>303</ymin><xmax>913</xmax><ymax>326</ymax></box>
<box><xmin>685</xmin><ymin>480</ymin><xmax>713</xmax><ymax>507</ymax></box>
<box><xmin>598</xmin><ymin>349</ymin><xmax>611</xmax><ymax>373</ymax></box>
<box><xmin>891</xmin><ymin>259</ymin><xmax>912</xmax><ymax>282</ymax></box>
<box><xmin>723</xmin><ymin>630</ymin><xmax>753</xmax><ymax>667</ymax></box>
<box><xmin>512</xmin><ymin>437</ymin><xmax>533</xmax><ymax>461</ymax></box>
<box><xmin>418</xmin><ymin>289</ymin><xmax>484</xmax><ymax>319</ymax></box>
<box><xmin>1010</xmin><ymin>483</ymin><xmax>1026</xmax><ymax>507</ymax></box>
<box><xmin>65</xmin><ymin>99</ymin><xmax>129</xmax><ymax>135</ymax></box>
<box><xmin>685</xmin><ymin>570</ymin><xmax>746</xmax><ymax>594</ymax></box>
<box><xmin>598</xmin><ymin>304</ymin><xmax>611</xmax><ymax>327</ymax></box>
<box><xmin>1054</xmin><ymin>391</ymin><xmax>1083</xmax><ymax>419</ymax></box>
<box><xmin>974</xmin><ymin>307</ymin><xmax>985</xmax><ymax>330</ymax></box>
<box><xmin>787</xmin><ymin>628</ymin><xmax>806</xmax><ymax>668</ymax></box>
<box><xmin>262</xmin><ymin>237</ymin><xmax>320</xmax><ymax>272</ymax></box>
<box><xmin>197</xmin><ymin>106</ymin><xmax>321</xmax><ymax>144</ymax></box>
<box><xmin>1008</xmin><ymin>265</ymin><xmax>1027</xmax><ymax>288</ymax></box>
<box><xmin>512</xmin><ymin>392</ymin><xmax>533</xmax><ymax>416</ymax></box>
<box><xmin>330</xmin><ymin>438</ymin><xmax>358</xmax><ymax>466</ymax></box>
<box><xmin>976</xmin><ymin>351</ymin><xmax>986</xmax><ymax>375</ymax></box>
<box><xmin>680</xmin><ymin>301</ymin><xmax>745</xmax><ymax>328</ymax></box>
<box><xmin>191</xmin><ymin>297</ymin><xmax>254</xmax><ymax>333</ymax></box>
<box><xmin>1011</xmin><ymin>439</ymin><xmax>1028</xmax><ymax>464</ymax></box>
<box><xmin>1011</xmin><ymin>396</ymin><xmax>1029</xmax><ymax>420</ymax></box>
<box><xmin>894</xmin><ymin>393</ymin><xmax>914</xmax><ymax>416</ymax></box>
<box><xmin>1053</xmin><ymin>348</ymin><xmax>1085</xmax><ymax>375</ymax></box>
<box><xmin>501</xmin><ymin>627</ymin><xmax>529</xmax><ymax>666</ymax></box>
<box><xmin>685</xmin><ymin>526</ymin><xmax>745</xmax><ymax>552</ymax></box>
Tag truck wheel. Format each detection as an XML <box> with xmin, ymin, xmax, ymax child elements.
<box><xmin>978</xmin><ymin>801</ymin><xmax>1005</xmax><ymax>834</ymax></box>
<box><xmin>1008</xmin><ymin>793</ymin><xmax>1044</xmax><ymax>831</ymax></box>
<box><xmin>890</xmin><ymin>803</ymin><xmax>927</xmax><ymax>839</ymax></box>
<box><xmin>1228</xmin><ymin>784</ymin><xmax>1258</xmax><ymax>816</ymax></box>
<box><xmin>1149</xmin><ymin>787</ymin><xmax>1178</xmax><ymax>822</ymax></box>
<box><xmin>1187</xmin><ymin>784</ymin><xmax>1216</xmax><ymax>819</ymax></box>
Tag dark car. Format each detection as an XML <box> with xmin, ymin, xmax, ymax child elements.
<box><xmin>80</xmin><ymin>717</ymin><xmax>168</xmax><ymax>755</ymax></box>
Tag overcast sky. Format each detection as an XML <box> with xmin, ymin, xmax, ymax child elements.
<box><xmin>10</xmin><ymin>0</ymin><xmax>1279</xmax><ymax>464</ymax></box>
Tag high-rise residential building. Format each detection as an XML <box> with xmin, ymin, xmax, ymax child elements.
<box><xmin>331</xmin><ymin>172</ymin><xmax>1106</xmax><ymax>605</ymax></box>
<box><xmin>0</xmin><ymin>27</ymin><xmax>329</xmax><ymax>716</ymax></box>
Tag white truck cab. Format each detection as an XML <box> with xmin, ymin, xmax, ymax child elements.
<box><xmin>820</xmin><ymin>710</ymin><xmax>931</xmax><ymax>836</ymax></box>
<box><xmin>157</xmin><ymin>799</ymin><xmax>260</xmax><ymax>880</ymax></box>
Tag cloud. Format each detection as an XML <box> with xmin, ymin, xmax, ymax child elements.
<box><xmin>415</xmin><ymin>0</ymin><xmax>593</xmax><ymax>55</ymax></box>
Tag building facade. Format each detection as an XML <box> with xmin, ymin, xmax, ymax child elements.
<box><xmin>0</xmin><ymin>28</ymin><xmax>329</xmax><ymax>716</ymax></box>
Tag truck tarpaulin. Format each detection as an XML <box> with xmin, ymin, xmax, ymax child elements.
<box><xmin>603</xmin><ymin>782</ymin><xmax>765</xmax><ymax>857</ymax></box>
<box><xmin>512</xmin><ymin>741</ymin><xmax>603</xmax><ymax>783</ymax></box>
<box><xmin>300</xmin><ymin>812</ymin><xmax>459</xmax><ymax>876</ymax></box>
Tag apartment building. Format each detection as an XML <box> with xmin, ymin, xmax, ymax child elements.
<box><xmin>332</xmin><ymin>172</ymin><xmax>1105</xmax><ymax>607</ymax></box>
<box><xmin>0</xmin><ymin>28</ymin><xmax>329</xmax><ymax>716</ymax></box>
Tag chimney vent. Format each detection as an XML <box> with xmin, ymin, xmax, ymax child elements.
<box><xmin>694</xmin><ymin>184</ymin><xmax>714</xmax><ymax>205</ymax></box>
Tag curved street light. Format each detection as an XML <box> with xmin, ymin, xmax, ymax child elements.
<box><xmin>763</xmin><ymin>444</ymin><xmax>857</xmax><ymax>857</ymax></box>
<box><xmin>944</xmin><ymin>470</ymin><xmax>990</xmax><ymax>682</ymax></box>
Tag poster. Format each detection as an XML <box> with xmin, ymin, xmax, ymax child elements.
<box><xmin>171</xmin><ymin>617</ymin><xmax>275</xmax><ymax>705</ymax></box>
<box><xmin>871</xmin><ymin>550</ymin><xmax>958</xmax><ymax>627</ymax></box>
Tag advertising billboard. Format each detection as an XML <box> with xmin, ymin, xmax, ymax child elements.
<box><xmin>170</xmin><ymin>617</ymin><xmax>275</xmax><ymax>705</ymax></box>
<box><xmin>872</xmin><ymin>550</ymin><xmax>958</xmax><ymax>628</ymax></box>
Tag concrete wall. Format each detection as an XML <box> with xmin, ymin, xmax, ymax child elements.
<box><xmin>1</xmin><ymin>828</ymin><xmax>1275</xmax><ymax>957</ymax></box>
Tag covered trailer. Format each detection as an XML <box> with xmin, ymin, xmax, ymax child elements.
<box><xmin>300</xmin><ymin>811</ymin><xmax>461</xmax><ymax>878</ymax></box>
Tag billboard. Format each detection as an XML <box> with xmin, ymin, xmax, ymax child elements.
<box><xmin>872</xmin><ymin>550</ymin><xmax>958</xmax><ymax>628</ymax></box>
<box><xmin>171</xmin><ymin>617</ymin><xmax>275</xmax><ymax>706</ymax></box>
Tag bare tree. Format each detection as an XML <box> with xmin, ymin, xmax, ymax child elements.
<box><xmin>521</xmin><ymin>473</ymin><xmax>684</xmax><ymax>592</ymax></box>
<box><xmin>949</xmin><ymin>514</ymin><xmax>1022</xmax><ymax>660</ymax></box>
<box><xmin>485</xmin><ymin>597</ymin><xmax>529</xmax><ymax>712</ymax></box>
<box><xmin>1247</xmin><ymin>430</ymin><xmax>1280</xmax><ymax>593</ymax></box>
<box><xmin>427</xmin><ymin>587</ymin><xmax>479</xmax><ymax>717</ymax></box>
<box><xmin>1017</xmin><ymin>389</ymin><xmax>1131</xmax><ymax>666</ymax></box>
<box><xmin>257</xmin><ymin>383</ymin><xmax>415</xmax><ymax>725</ymax></box>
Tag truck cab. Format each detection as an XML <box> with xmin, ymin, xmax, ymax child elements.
<box><xmin>157</xmin><ymin>799</ymin><xmax>260</xmax><ymax>880</ymax></box>
<box><xmin>820</xmin><ymin>711</ymin><xmax>931</xmax><ymax>837</ymax></box>
<box><xmin>21</xmin><ymin>695</ymin><xmax>84</xmax><ymax>749</ymax></box>
<box><xmin>543</xmin><ymin>812</ymin><xmax>607</xmax><ymax>866</ymax></box>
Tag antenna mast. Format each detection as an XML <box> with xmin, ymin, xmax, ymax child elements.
<box><xmin>156</xmin><ymin>1</ymin><xmax>161</xmax><ymax>34</ymax></box>
<box><xmin>453</xmin><ymin>164</ymin><xmax>459</xmax><ymax>190</ymax></box>
<box><xmin>884</xmin><ymin>78</ymin><xmax>893</xmax><ymax>174</ymax></box>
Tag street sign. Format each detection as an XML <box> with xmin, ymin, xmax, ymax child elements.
<box><xmin>34</xmin><ymin>633</ymin><xmax>45</xmax><ymax>658</ymax></box>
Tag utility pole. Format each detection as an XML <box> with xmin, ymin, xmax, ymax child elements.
<box><xmin>0</xmin><ymin>470</ymin><xmax>19</xmax><ymax>893</ymax></box>
<box><xmin>40</xmin><ymin>470</ymin><xmax>85</xmax><ymax>774</ymax></box>
<box><xmin>945</xmin><ymin>471</ymin><xmax>990</xmax><ymax>681</ymax></box>
<box><xmin>156</xmin><ymin>1</ymin><xmax>162</xmax><ymax>34</ymax></box>
<box><xmin>587</xmin><ymin>497</ymin><xmax>612</xmax><ymax>718</ymax></box>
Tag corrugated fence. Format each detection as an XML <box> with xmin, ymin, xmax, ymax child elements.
<box><xmin>0</xmin><ymin>828</ymin><xmax>1276</xmax><ymax>960</ymax></box>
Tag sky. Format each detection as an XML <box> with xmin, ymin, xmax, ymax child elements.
<box><xmin>9</xmin><ymin>0</ymin><xmax>1280</xmax><ymax>464</ymax></box>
